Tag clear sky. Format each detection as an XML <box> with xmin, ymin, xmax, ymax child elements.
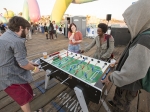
<box><xmin>0</xmin><ymin>0</ymin><xmax>135</xmax><ymax>20</ymax></box>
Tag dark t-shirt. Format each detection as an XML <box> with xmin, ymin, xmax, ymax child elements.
<box><xmin>44</xmin><ymin>26</ymin><xmax>48</xmax><ymax>32</ymax></box>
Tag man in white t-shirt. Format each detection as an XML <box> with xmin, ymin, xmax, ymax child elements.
<box><xmin>52</xmin><ymin>21</ymin><xmax>57</xmax><ymax>38</ymax></box>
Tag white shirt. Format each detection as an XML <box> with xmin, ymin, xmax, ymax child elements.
<box><xmin>53</xmin><ymin>24</ymin><xmax>56</xmax><ymax>30</ymax></box>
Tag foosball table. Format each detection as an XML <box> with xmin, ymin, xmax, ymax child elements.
<box><xmin>39</xmin><ymin>50</ymin><xmax>111</xmax><ymax>112</ymax></box>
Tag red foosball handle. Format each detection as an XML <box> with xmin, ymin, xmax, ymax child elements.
<box><xmin>49</xmin><ymin>52</ymin><xmax>60</xmax><ymax>57</ymax></box>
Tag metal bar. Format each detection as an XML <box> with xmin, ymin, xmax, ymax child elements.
<box><xmin>61</xmin><ymin>77</ymin><xmax>70</xmax><ymax>84</ymax></box>
<box><xmin>74</xmin><ymin>60</ymin><xmax>89</xmax><ymax>75</ymax></box>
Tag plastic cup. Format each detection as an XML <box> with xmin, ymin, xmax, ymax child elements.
<box><xmin>110</xmin><ymin>59</ymin><xmax>116</xmax><ymax>67</ymax></box>
<box><xmin>43</xmin><ymin>52</ymin><xmax>48</xmax><ymax>59</ymax></box>
<box><xmin>72</xmin><ymin>39</ymin><xmax>75</xmax><ymax>43</ymax></box>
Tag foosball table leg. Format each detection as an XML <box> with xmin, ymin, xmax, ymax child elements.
<box><xmin>45</xmin><ymin>69</ymin><xmax>52</xmax><ymax>89</ymax></box>
<box><xmin>100</xmin><ymin>85</ymin><xmax>112</xmax><ymax>112</ymax></box>
<box><xmin>74</xmin><ymin>87</ymin><xmax>89</xmax><ymax>112</ymax></box>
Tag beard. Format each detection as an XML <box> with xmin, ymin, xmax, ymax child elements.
<box><xmin>20</xmin><ymin>29</ymin><xmax>26</xmax><ymax>38</ymax></box>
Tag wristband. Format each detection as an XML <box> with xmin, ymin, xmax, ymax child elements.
<box><xmin>33</xmin><ymin>67</ymin><xmax>37</xmax><ymax>72</ymax></box>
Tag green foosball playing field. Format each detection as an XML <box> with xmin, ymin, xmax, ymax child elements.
<box><xmin>52</xmin><ymin>56</ymin><xmax>103</xmax><ymax>84</ymax></box>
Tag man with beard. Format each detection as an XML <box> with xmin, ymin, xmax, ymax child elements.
<box><xmin>0</xmin><ymin>16</ymin><xmax>40</xmax><ymax>112</ymax></box>
<box><xmin>102</xmin><ymin>0</ymin><xmax>150</xmax><ymax>112</ymax></box>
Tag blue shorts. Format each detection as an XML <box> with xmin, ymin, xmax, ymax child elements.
<box><xmin>68</xmin><ymin>44</ymin><xmax>80</xmax><ymax>53</ymax></box>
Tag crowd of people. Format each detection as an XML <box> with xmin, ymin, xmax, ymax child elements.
<box><xmin>43</xmin><ymin>20</ymin><xmax>66</xmax><ymax>40</ymax></box>
<box><xmin>0</xmin><ymin>0</ymin><xmax>150</xmax><ymax>112</ymax></box>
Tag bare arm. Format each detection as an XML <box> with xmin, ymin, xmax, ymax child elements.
<box><xmin>13</xmin><ymin>41</ymin><xmax>39</xmax><ymax>73</ymax></box>
<box><xmin>101</xmin><ymin>36</ymin><xmax>114</xmax><ymax>58</ymax></box>
<box><xmin>84</xmin><ymin>37</ymin><xmax>96</xmax><ymax>52</ymax></box>
<box><xmin>20</xmin><ymin>61</ymin><xmax>35</xmax><ymax>70</ymax></box>
<box><xmin>68</xmin><ymin>33</ymin><xmax>75</xmax><ymax>40</ymax></box>
<box><xmin>20</xmin><ymin>61</ymin><xmax>40</xmax><ymax>73</ymax></box>
<box><xmin>73</xmin><ymin>31</ymin><xmax>83</xmax><ymax>44</ymax></box>
<box><xmin>75</xmin><ymin>40</ymin><xmax>82</xmax><ymax>44</ymax></box>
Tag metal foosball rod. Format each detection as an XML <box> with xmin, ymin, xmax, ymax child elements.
<box><xmin>49</xmin><ymin>51</ymin><xmax>60</xmax><ymax>57</ymax></box>
<box><xmin>47</xmin><ymin>53</ymin><xmax>81</xmax><ymax>77</ymax></box>
<box><xmin>101</xmin><ymin>56</ymin><xmax>117</xmax><ymax>69</ymax></box>
<box><xmin>56</xmin><ymin>51</ymin><xmax>86</xmax><ymax>67</ymax></box>
<box><xmin>61</xmin><ymin>56</ymin><xmax>81</xmax><ymax>69</ymax></box>
<box><xmin>40</xmin><ymin>63</ymin><xmax>49</xmax><ymax>69</ymax></box>
<box><xmin>60</xmin><ymin>77</ymin><xmax>70</xmax><ymax>84</ymax></box>
<box><xmin>40</xmin><ymin>56</ymin><xmax>68</xmax><ymax>69</ymax></box>
<box><xmin>50</xmin><ymin>51</ymin><xmax>72</xmax><ymax>58</ymax></box>
<box><xmin>46</xmin><ymin>51</ymin><xmax>68</xmax><ymax>63</ymax></box>
<box><xmin>41</xmin><ymin>52</ymin><xmax>70</xmax><ymax>70</ymax></box>
<box><xmin>101</xmin><ymin>57</ymin><xmax>112</xmax><ymax>69</ymax></box>
<box><xmin>82</xmin><ymin>60</ymin><xmax>100</xmax><ymax>73</ymax></box>
<box><xmin>74</xmin><ymin>60</ymin><xmax>90</xmax><ymax>75</ymax></box>
<box><xmin>80</xmin><ymin>61</ymin><xmax>101</xmax><ymax>79</ymax></box>
<box><xmin>68</xmin><ymin>56</ymin><xmax>88</xmax><ymax>72</ymax></box>
<box><xmin>58</xmin><ymin>50</ymin><xmax>75</xmax><ymax>59</ymax></box>
<box><xmin>47</xmin><ymin>69</ymin><xmax>60</xmax><ymax>77</ymax></box>
<box><xmin>58</xmin><ymin>53</ymin><xmax>76</xmax><ymax>65</ymax></box>
<box><xmin>56</xmin><ymin>51</ymin><xmax>82</xmax><ymax>66</ymax></box>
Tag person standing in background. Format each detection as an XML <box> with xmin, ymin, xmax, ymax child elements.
<box><xmin>30</xmin><ymin>22</ymin><xmax>34</xmax><ymax>35</ymax></box>
<box><xmin>68</xmin><ymin>23</ymin><xmax>82</xmax><ymax>53</ymax></box>
<box><xmin>44</xmin><ymin>23</ymin><xmax>49</xmax><ymax>39</ymax></box>
<box><xmin>0</xmin><ymin>23</ymin><xmax>6</xmax><ymax>34</ymax></box>
<box><xmin>49</xmin><ymin>23</ymin><xmax>54</xmax><ymax>39</ymax></box>
<box><xmin>67</xmin><ymin>20</ymin><xmax>70</xmax><ymax>37</ymax></box>
<box><xmin>52</xmin><ymin>21</ymin><xmax>57</xmax><ymax>39</ymax></box>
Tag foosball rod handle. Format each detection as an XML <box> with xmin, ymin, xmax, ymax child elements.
<box><xmin>101</xmin><ymin>68</ymin><xmax>111</xmax><ymax>80</ymax></box>
<box><xmin>49</xmin><ymin>52</ymin><xmax>60</xmax><ymax>57</ymax></box>
<box><xmin>47</xmin><ymin>69</ymin><xmax>59</xmax><ymax>77</ymax></box>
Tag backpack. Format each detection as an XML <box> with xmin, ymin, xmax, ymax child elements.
<box><xmin>136</xmin><ymin>30</ymin><xmax>150</xmax><ymax>92</ymax></box>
